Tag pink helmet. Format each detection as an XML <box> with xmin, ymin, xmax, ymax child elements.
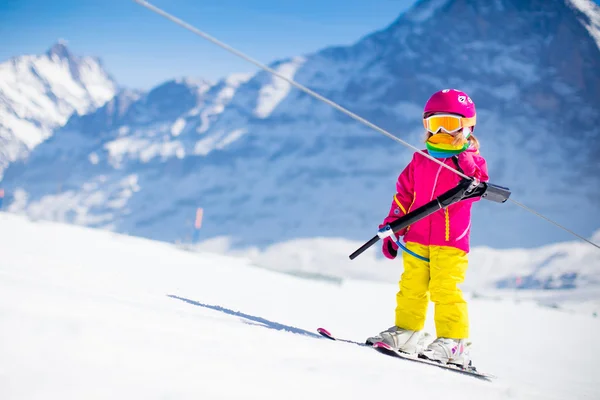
<box><xmin>423</xmin><ymin>89</ymin><xmax>476</xmax><ymax>119</ymax></box>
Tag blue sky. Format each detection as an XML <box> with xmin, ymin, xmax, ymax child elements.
<box><xmin>2</xmin><ymin>0</ymin><xmax>599</xmax><ymax>90</ymax></box>
<box><xmin>0</xmin><ymin>0</ymin><xmax>417</xmax><ymax>90</ymax></box>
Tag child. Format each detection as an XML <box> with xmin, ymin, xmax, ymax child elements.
<box><xmin>366</xmin><ymin>89</ymin><xmax>489</xmax><ymax>367</ymax></box>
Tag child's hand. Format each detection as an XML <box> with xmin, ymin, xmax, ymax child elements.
<box><xmin>382</xmin><ymin>237</ymin><xmax>399</xmax><ymax>259</ymax></box>
<box><xmin>457</xmin><ymin>151</ymin><xmax>488</xmax><ymax>181</ymax></box>
<box><xmin>379</xmin><ymin>221</ymin><xmax>403</xmax><ymax>259</ymax></box>
<box><xmin>457</xmin><ymin>151</ymin><xmax>478</xmax><ymax>177</ymax></box>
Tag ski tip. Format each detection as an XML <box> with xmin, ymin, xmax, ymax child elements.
<box><xmin>317</xmin><ymin>327</ymin><xmax>333</xmax><ymax>338</ymax></box>
<box><xmin>317</xmin><ymin>328</ymin><xmax>336</xmax><ymax>340</ymax></box>
<box><xmin>372</xmin><ymin>341</ymin><xmax>393</xmax><ymax>350</ymax></box>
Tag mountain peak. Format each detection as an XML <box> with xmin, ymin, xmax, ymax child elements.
<box><xmin>0</xmin><ymin>40</ymin><xmax>117</xmax><ymax>176</ymax></box>
<box><xmin>46</xmin><ymin>40</ymin><xmax>74</xmax><ymax>61</ymax></box>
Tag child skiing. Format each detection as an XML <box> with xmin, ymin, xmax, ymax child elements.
<box><xmin>366</xmin><ymin>89</ymin><xmax>489</xmax><ymax>368</ymax></box>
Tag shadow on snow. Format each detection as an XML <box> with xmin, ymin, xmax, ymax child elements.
<box><xmin>167</xmin><ymin>294</ymin><xmax>322</xmax><ymax>339</ymax></box>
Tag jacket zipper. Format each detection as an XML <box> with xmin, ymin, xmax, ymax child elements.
<box><xmin>431</xmin><ymin>163</ymin><xmax>448</xmax><ymax>241</ymax></box>
<box><xmin>445</xmin><ymin>208</ymin><xmax>450</xmax><ymax>241</ymax></box>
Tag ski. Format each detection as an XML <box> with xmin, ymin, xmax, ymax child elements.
<box><xmin>317</xmin><ymin>328</ymin><xmax>496</xmax><ymax>382</ymax></box>
<box><xmin>372</xmin><ymin>341</ymin><xmax>496</xmax><ymax>382</ymax></box>
<box><xmin>316</xmin><ymin>327</ymin><xmax>369</xmax><ymax>347</ymax></box>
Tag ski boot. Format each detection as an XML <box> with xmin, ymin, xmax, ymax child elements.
<box><xmin>366</xmin><ymin>326</ymin><xmax>430</xmax><ymax>354</ymax></box>
<box><xmin>420</xmin><ymin>337</ymin><xmax>472</xmax><ymax>368</ymax></box>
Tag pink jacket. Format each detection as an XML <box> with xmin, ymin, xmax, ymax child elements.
<box><xmin>381</xmin><ymin>147</ymin><xmax>489</xmax><ymax>254</ymax></box>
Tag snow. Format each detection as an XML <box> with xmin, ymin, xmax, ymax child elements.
<box><xmin>218</xmin><ymin>128</ymin><xmax>247</xmax><ymax>148</ymax></box>
<box><xmin>176</xmin><ymin>77</ymin><xmax>213</xmax><ymax>95</ymax></box>
<box><xmin>8</xmin><ymin>175</ymin><xmax>140</xmax><ymax>227</ymax></box>
<box><xmin>407</xmin><ymin>0</ymin><xmax>452</xmax><ymax>23</ymax></box>
<box><xmin>0</xmin><ymin>44</ymin><xmax>116</xmax><ymax>175</ymax></box>
<box><xmin>104</xmin><ymin>136</ymin><xmax>185</xmax><ymax>166</ymax></box>
<box><xmin>226</xmin><ymin>72</ymin><xmax>254</xmax><ymax>86</ymax></box>
<box><xmin>569</xmin><ymin>0</ymin><xmax>600</xmax><ymax>50</ymax></box>
<box><xmin>88</xmin><ymin>152</ymin><xmax>99</xmax><ymax>165</ymax></box>
<box><xmin>193</xmin><ymin>128</ymin><xmax>247</xmax><ymax>156</ymax></box>
<box><xmin>35</xmin><ymin>57</ymin><xmax>90</xmax><ymax>112</ymax></box>
<box><xmin>193</xmin><ymin>136</ymin><xmax>220</xmax><ymax>156</ymax></box>
<box><xmin>25</xmin><ymin>190</ymin><xmax>113</xmax><ymax>226</ymax></box>
<box><xmin>170</xmin><ymin>118</ymin><xmax>186</xmax><ymax>136</ymax></box>
<box><xmin>196</xmin><ymin>74</ymin><xmax>250</xmax><ymax>134</ymax></box>
<box><xmin>254</xmin><ymin>57</ymin><xmax>306</xmax><ymax>118</ymax></box>
<box><xmin>0</xmin><ymin>212</ymin><xmax>599</xmax><ymax>400</ymax></box>
<box><xmin>0</xmin><ymin>111</ymin><xmax>48</xmax><ymax>149</ymax></box>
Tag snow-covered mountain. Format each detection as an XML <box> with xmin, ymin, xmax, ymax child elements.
<box><xmin>3</xmin><ymin>0</ymin><xmax>600</xmax><ymax>250</ymax></box>
<box><xmin>0</xmin><ymin>41</ymin><xmax>117</xmax><ymax>176</ymax></box>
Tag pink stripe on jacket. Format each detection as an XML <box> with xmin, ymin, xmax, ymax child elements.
<box><xmin>381</xmin><ymin>147</ymin><xmax>489</xmax><ymax>254</ymax></box>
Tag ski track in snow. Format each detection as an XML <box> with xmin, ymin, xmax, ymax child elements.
<box><xmin>0</xmin><ymin>212</ymin><xmax>599</xmax><ymax>400</ymax></box>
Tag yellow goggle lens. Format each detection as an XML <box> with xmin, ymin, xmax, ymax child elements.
<box><xmin>423</xmin><ymin>115</ymin><xmax>476</xmax><ymax>134</ymax></box>
<box><xmin>424</xmin><ymin>115</ymin><xmax>461</xmax><ymax>133</ymax></box>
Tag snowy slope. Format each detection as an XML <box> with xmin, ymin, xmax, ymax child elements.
<box><xmin>0</xmin><ymin>41</ymin><xmax>116</xmax><ymax>176</ymax></box>
<box><xmin>3</xmin><ymin>0</ymin><xmax>600</xmax><ymax>251</ymax></box>
<box><xmin>0</xmin><ymin>212</ymin><xmax>599</xmax><ymax>400</ymax></box>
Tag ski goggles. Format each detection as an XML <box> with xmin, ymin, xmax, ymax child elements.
<box><xmin>423</xmin><ymin>114</ymin><xmax>476</xmax><ymax>135</ymax></box>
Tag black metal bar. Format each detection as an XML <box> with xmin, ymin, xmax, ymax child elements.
<box><xmin>348</xmin><ymin>197</ymin><xmax>445</xmax><ymax>261</ymax></box>
<box><xmin>478</xmin><ymin>183</ymin><xmax>511</xmax><ymax>203</ymax></box>
<box><xmin>349</xmin><ymin>179</ymin><xmax>511</xmax><ymax>260</ymax></box>
<box><xmin>348</xmin><ymin>236</ymin><xmax>380</xmax><ymax>260</ymax></box>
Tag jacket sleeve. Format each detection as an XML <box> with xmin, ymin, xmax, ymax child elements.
<box><xmin>457</xmin><ymin>151</ymin><xmax>489</xmax><ymax>182</ymax></box>
<box><xmin>380</xmin><ymin>155</ymin><xmax>416</xmax><ymax>237</ymax></box>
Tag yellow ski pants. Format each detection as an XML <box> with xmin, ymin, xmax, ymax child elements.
<box><xmin>394</xmin><ymin>242</ymin><xmax>469</xmax><ymax>339</ymax></box>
